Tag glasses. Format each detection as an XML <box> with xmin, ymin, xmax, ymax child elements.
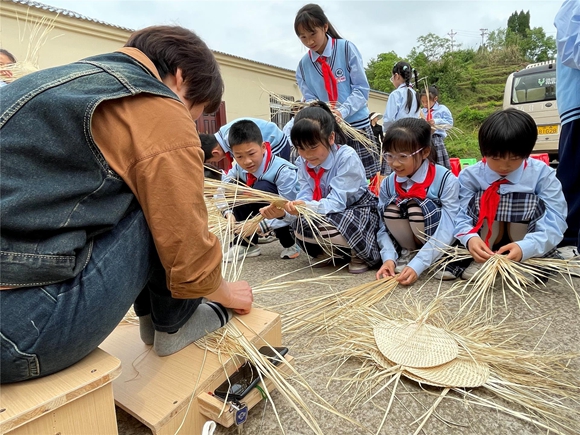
<box><xmin>385</xmin><ymin>147</ymin><xmax>424</xmax><ymax>164</ymax></box>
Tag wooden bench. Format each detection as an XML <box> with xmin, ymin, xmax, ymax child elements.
<box><xmin>99</xmin><ymin>307</ymin><xmax>283</xmax><ymax>435</ymax></box>
<box><xmin>0</xmin><ymin>348</ymin><xmax>121</xmax><ymax>435</ymax></box>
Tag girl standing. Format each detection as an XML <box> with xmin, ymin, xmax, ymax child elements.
<box><xmin>381</xmin><ymin>61</ymin><xmax>420</xmax><ymax>175</ymax></box>
<box><xmin>294</xmin><ymin>3</ymin><xmax>379</xmax><ymax>180</ymax></box>
<box><xmin>261</xmin><ymin>102</ymin><xmax>381</xmax><ymax>274</ymax></box>
<box><xmin>420</xmin><ymin>86</ymin><xmax>453</xmax><ymax>169</ymax></box>
<box><xmin>376</xmin><ymin>118</ymin><xmax>460</xmax><ymax>285</ymax></box>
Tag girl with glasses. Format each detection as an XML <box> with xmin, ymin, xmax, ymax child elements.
<box><xmin>376</xmin><ymin>118</ymin><xmax>460</xmax><ymax>285</ymax></box>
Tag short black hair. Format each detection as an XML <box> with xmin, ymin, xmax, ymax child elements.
<box><xmin>228</xmin><ymin>120</ymin><xmax>263</xmax><ymax>149</ymax></box>
<box><xmin>382</xmin><ymin>117</ymin><xmax>432</xmax><ymax>154</ymax></box>
<box><xmin>478</xmin><ymin>109</ymin><xmax>537</xmax><ymax>158</ymax></box>
<box><xmin>199</xmin><ymin>133</ymin><xmax>220</xmax><ymax>161</ymax></box>
<box><xmin>0</xmin><ymin>49</ymin><xmax>16</xmax><ymax>64</ymax></box>
<box><xmin>291</xmin><ymin>101</ymin><xmax>345</xmax><ymax>150</ymax></box>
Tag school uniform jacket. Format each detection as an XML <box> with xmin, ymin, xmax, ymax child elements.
<box><xmin>376</xmin><ymin>160</ymin><xmax>459</xmax><ymax>276</ymax></box>
<box><xmin>296</xmin><ymin>37</ymin><xmax>370</xmax><ymax>128</ymax></box>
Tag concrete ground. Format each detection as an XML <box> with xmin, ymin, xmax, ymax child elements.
<box><xmin>117</xmin><ymin>241</ymin><xmax>580</xmax><ymax>435</ymax></box>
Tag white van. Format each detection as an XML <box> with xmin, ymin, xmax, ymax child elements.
<box><xmin>503</xmin><ymin>60</ymin><xmax>559</xmax><ymax>161</ymax></box>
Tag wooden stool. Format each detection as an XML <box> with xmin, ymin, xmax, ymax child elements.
<box><xmin>100</xmin><ymin>308</ymin><xmax>282</xmax><ymax>435</ymax></box>
<box><xmin>0</xmin><ymin>348</ymin><xmax>121</xmax><ymax>435</ymax></box>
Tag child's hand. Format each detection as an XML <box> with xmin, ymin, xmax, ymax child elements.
<box><xmin>226</xmin><ymin>213</ymin><xmax>237</xmax><ymax>226</ymax></box>
<box><xmin>496</xmin><ymin>242</ymin><xmax>523</xmax><ymax>262</ymax></box>
<box><xmin>428</xmin><ymin>119</ymin><xmax>436</xmax><ymax>127</ymax></box>
<box><xmin>467</xmin><ymin>237</ymin><xmax>494</xmax><ymax>262</ymax></box>
<box><xmin>396</xmin><ymin>267</ymin><xmax>418</xmax><ymax>285</ymax></box>
<box><xmin>260</xmin><ymin>204</ymin><xmax>285</xmax><ymax>219</ymax></box>
<box><xmin>376</xmin><ymin>260</ymin><xmax>396</xmax><ymax>280</ymax></box>
<box><xmin>284</xmin><ymin>200</ymin><xmax>304</xmax><ymax>216</ymax></box>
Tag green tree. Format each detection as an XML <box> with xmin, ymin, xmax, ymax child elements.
<box><xmin>507</xmin><ymin>10</ymin><xmax>530</xmax><ymax>38</ymax></box>
<box><xmin>365</xmin><ymin>51</ymin><xmax>400</xmax><ymax>93</ymax></box>
<box><xmin>415</xmin><ymin>33</ymin><xmax>452</xmax><ymax>60</ymax></box>
<box><xmin>522</xmin><ymin>27</ymin><xmax>556</xmax><ymax>62</ymax></box>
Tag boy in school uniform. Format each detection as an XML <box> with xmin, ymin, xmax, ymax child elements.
<box><xmin>454</xmin><ymin>109</ymin><xmax>568</xmax><ymax>279</ymax></box>
<box><xmin>201</xmin><ymin>117</ymin><xmax>291</xmax><ymax>170</ymax></box>
<box><xmin>221</xmin><ymin>120</ymin><xmax>300</xmax><ymax>262</ymax></box>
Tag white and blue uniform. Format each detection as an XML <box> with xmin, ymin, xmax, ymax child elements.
<box><xmin>224</xmin><ymin>152</ymin><xmax>298</xmax><ymax>230</ymax></box>
<box><xmin>284</xmin><ymin>144</ymin><xmax>381</xmax><ymax>265</ymax></box>
<box><xmin>215</xmin><ymin>118</ymin><xmax>290</xmax><ymax>160</ymax></box>
<box><xmin>554</xmin><ymin>0</ymin><xmax>580</xmax><ymax>248</ymax></box>
<box><xmin>421</xmin><ymin>102</ymin><xmax>454</xmax><ymax>138</ymax></box>
<box><xmin>382</xmin><ymin>84</ymin><xmax>419</xmax><ymax>132</ymax></box>
<box><xmin>454</xmin><ymin>159</ymin><xmax>568</xmax><ymax>260</ymax></box>
<box><xmin>296</xmin><ymin>37</ymin><xmax>378</xmax><ymax>178</ymax></box>
<box><xmin>377</xmin><ymin>160</ymin><xmax>459</xmax><ymax>276</ymax></box>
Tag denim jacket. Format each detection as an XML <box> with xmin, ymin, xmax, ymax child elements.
<box><xmin>0</xmin><ymin>52</ymin><xmax>179</xmax><ymax>287</ymax></box>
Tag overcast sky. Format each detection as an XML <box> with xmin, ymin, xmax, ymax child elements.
<box><xmin>42</xmin><ymin>0</ymin><xmax>563</xmax><ymax>71</ymax></box>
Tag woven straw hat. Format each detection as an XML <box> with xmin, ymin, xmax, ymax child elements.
<box><xmin>405</xmin><ymin>358</ymin><xmax>490</xmax><ymax>388</ymax></box>
<box><xmin>373</xmin><ymin>320</ymin><xmax>458</xmax><ymax>368</ymax></box>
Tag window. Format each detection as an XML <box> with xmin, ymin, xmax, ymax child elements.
<box><xmin>269</xmin><ymin>94</ymin><xmax>295</xmax><ymax>129</ymax></box>
<box><xmin>511</xmin><ymin>70</ymin><xmax>557</xmax><ymax>104</ymax></box>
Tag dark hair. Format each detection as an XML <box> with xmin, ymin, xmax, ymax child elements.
<box><xmin>199</xmin><ymin>133</ymin><xmax>220</xmax><ymax>161</ymax></box>
<box><xmin>478</xmin><ymin>109</ymin><xmax>537</xmax><ymax>158</ymax></box>
<box><xmin>382</xmin><ymin>118</ymin><xmax>432</xmax><ymax>157</ymax></box>
<box><xmin>291</xmin><ymin>101</ymin><xmax>344</xmax><ymax>150</ymax></box>
<box><xmin>203</xmin><ymin>163</ymin><xmax>222</xmax><ymax>181</ymax></box>
<box><xmin>420</xmin><ymin>86</ymin><xmax>439</xmax><ymax>101</ymax></box>
<box><xmin>0</xmin><ymin>49</ymin><xmax>16</xmax><ymax>64</ymax></box>
<box><xmin>294</xmin><ymin>4</ymin><xmax>342</xmax><ymax>39</ymax></box>
<box><xmin>393</xmin><ymin>61</ymin><xmax>419</xmax><ymax>113</ymax></box>
<box><xmin>228</xmin><ymin>120</ymin><xmax>264</xmax><ymax>149</ymax></box>
<box><xmin>125</xmin><ymin>26</ymin><xmax>223</xmax><ymax>113</ymax></box>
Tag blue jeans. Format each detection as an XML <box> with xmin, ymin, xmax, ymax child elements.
<box><xmin>1</xmin><ymin>209</ymin><xmax>200</xmax><ymax>383</ymax></box>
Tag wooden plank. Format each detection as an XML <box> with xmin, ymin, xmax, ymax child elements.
<box><xmin>4</xmin><ymin>384</ymin><xmax>118</xmax><ymax>435</ymax></box>
<box><xmin>0</xmin><ymin>348</ymin><xmax>121</xmax><ymax>434</ymax></box>
<box><xmin>99</xmin><ymin>308</ymin><xmax>281</xmax><ymax>435</ymax></box>
<box><xmin>197</xmin><ymin>355</ymin><xmax>295</xmax><ymax>428</ymax></box>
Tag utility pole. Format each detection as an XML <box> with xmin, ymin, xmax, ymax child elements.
<box><xmin>448</xmin><ymin>29</ymin><xmax>457</xmax><ymax>52</ymax></box>
<box><xmin>479</xmin><ymin>28</ymin><xmax>488</xmax><ymax>47</ymax></box>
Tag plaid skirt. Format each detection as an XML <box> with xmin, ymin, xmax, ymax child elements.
<box><xmin>432</xmin><ymin>135</ymin><xmax>451</xmax><ymax>170</ymax></box>
<box><xmin>343</xmin><ymin>123</ymin><xmax>380</xmax><ymax>180</ymax></box>
<box><xmin>293</xmin><ymin>190</ymin><xmax>382</xmax><ymax>266</ymax></box>
<box><xmin>466</xmin><ymin>192</ymin><xmax>560</xmax><ymax>258</ymax></box>
<box><xmin>381</xmin><ymin>196</ymin><xmax>442</xmax><ymax>238</ymax></box>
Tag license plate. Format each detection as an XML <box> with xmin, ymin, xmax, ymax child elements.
<box><xmin>537</xmin><ymin>124</ymin><xmax>558</xmax><ymax>135</ymax></box>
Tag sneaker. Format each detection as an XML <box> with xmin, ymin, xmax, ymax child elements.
<box><xmin>461</xmin><ymin>261</ymin><xmax>483</xmax><ymax>280</ymax></box>
<box><xmin>223</xmin><ymin>245</ymin><xmax>261</xmax><ymax>263</ymax></box>
<box><xmin>280</xmin><ymin>244</ymin><xmax>300</xmax><ymax>259</ymax></box>
<box><xmin>395</xmin><ymin>249</ymin><xmax>416</xmax><ymax>273</ymax></box>
<box><xmin>258</xmin><ymin>233</ymin><xmax>277</xmax><ymax>244</ymax></box>
<box><xmin>348</xmin><ymin>253</ymin><xmax>369</xmax><ymax>274</ymax></box>
<box><xmin>433</xmin><ymin>269</ymin><xmax>456</xmax><ymax>281</ymax></box>
<box><xmin>558</xmin><ymin>246</ymin><xmax>579</xmax><ymax>260</ymax></box>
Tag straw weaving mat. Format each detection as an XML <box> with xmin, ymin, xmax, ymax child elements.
<box><xmin>405</xmin><ymin>358</ymin><xmax>490</xmax><ymax>388</ymax></box>
<box><xmin>374</xmin><ymin>320</ymin><xmax>458</xmax><ymax>368</ymax></box>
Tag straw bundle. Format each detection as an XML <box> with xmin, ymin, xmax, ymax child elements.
<box><xmin>444</xmin><ymin>250</ymin><xmax>580</xmax><ymax>317</ymax></box>
<box><xmin>320</xmin><ymin>293</ymin><xmax>580</xmax><ymax>435</ymax></box>
<box><xmin>268</xmin><ymin>91</ymin><xmax>379</xmax><ymax>157</ymax></box>
<box><xmin>3</xmin><ymin>15</ymin><xmax>58</xmax><ymax>82</ymax></box>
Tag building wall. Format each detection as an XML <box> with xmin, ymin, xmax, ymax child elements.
<box><xmin>0</xmin><ymin>0</ymin><xmax>388</xmax><ymax>126</ymax></box>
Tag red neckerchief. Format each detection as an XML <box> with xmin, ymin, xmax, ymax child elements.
<box><xmin>245</xmin><ymin>142</ymin><xmax>272</xmax><ymax>187</ymax></box>
<box><xmin>426</xmin><ymin>107</ymin><xmax>433</xmax><ymax>121</ymax></box>
<box><xmin>460</xmin><ymin>159</ymin><xmax>527</xmax><ymax>247</ymax></box>
<box><xmin>310</xmin><ymin>39</ymin><xmax>338</xmax><ymax>104</ymax></box>
<box><xmin>306</xmin><ymin>164</ymin><xmax>326</xmax><ymax>201</ymax></box>
<box><xmin>395</xmin><ymin>162</ymin><xmax>436</xmax><ymax>201</ymax></box>
<box><xmin>224</xmin><ymin>153</ymin><xmax>233</xmax><ymax>172</ymax></box>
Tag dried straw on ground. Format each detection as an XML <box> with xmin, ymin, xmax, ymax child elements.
<box><xmin>321</xmin><ymin>292</ymin><xmax>580</xmax><ymax>435</ymax></box>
